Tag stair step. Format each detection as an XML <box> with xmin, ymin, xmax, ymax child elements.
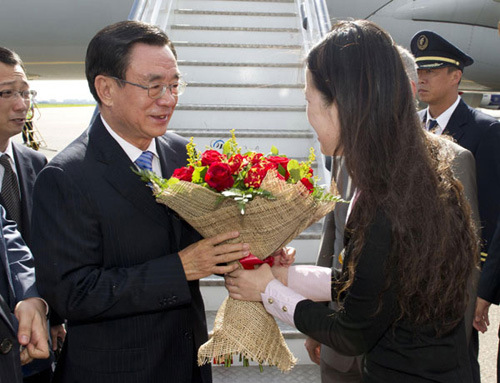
<box><xmin>176</xmin><ymin>9</ymin><xmax>297</xmax><ymax>17</ymax></box>
<box><xmin>173</xmin><ymin>42</ymin><xmax>301</xmax><ymax>49</ymax></box>
<box><xmin>178</xmin><ymin>61</ymin><xmax>303</xmax><ymax>68</ymax></box>
<box><xmin>170</xmin><ymin>28</ymin><xmax>301</xmax><ymax>45</ymax></box>
<box><xmin>169</xmin><ymin>109</ymin><xmax>310</xmax><ymax>136</ymax></box>
<box><xmin>181</xmin><ymin>0</ymin><xmax>296</xmax><ymax>15</ymax></box>
<box><xmin>212</xmin><ymin>364</ymin><xmax>320</xmax><ymax>382</ymax></box>
<box><xmin>172</xmin><ymin>13</ymin><xmax>300</xmax><ymax>28</ymax></box>
<box><xmin>175</xmin><ymin>105</ymin><xmax>305</xmax><ymax>112</ymax></box>
<box><xmin>175</xmin><ymin>46</ymin><xmax>303</xmax><ymax>62</ymax></box>
<box><xmin>181</xmin><ymin>86</ymin><xmax>305</xmax><ymax>106</ymax></box>
<box><xmin>179</xmin><ymin>65</ymin><xmax>303</xmax><ymax>84</ymax></box>
<box><xmin>169</xmin><ymin>128</ymin><xmax>313</xmax><ymax>138</ymax></box>
<box><xmin>172</xmin><ymin>25</ymin><xmax>299</xmax><ymax>33</ymax></box>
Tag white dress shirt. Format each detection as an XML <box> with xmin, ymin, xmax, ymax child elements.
<box><xmin>424</xmin><ymin>96</ymin><xmax>461</xmax><ymax>135</ymax></box>
<box><xmin>101</xmin><ymin>115</ymin><xmax>162</xmax><ymax>176</ymax></box>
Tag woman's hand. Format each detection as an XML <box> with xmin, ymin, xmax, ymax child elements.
<box><xmin>272</xmin><ymin>247</ymin><xmax>296</xmax><ymax>267</ymax></box>
<box><xmin>225</xmin><ymin>263</ymin><xmax>275</xmax><ymax>301</ymax></box>
<box><xmin>269</xmin><ymin>247</ymin><xmax>295</xmax><ymax>286</ymax></box>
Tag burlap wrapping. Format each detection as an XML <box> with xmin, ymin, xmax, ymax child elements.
<box><xmin>152</xmin><ymin>170</ymin><xmax>337</xmax><ymax>371</ymax></box>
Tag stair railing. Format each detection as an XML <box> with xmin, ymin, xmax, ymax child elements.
<box><xmin>129</xmin><ymin>0</ymin><xmax>177</xmax><ymax>32</ymax></box>
<box><xmin>298</xmin><ymin>0</ymin><xmax>333</xmax><ymax>184</ymax></box>
<box><xmin>298</xmin><ymin>0</ymin><xmax>332</xmax><ymax>52</ymax></box>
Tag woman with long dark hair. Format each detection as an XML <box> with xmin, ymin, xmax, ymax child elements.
<box><xmin>225</xmin><ymin>20</ymin><xmax>479</xmax><ymax>381</ymax></box>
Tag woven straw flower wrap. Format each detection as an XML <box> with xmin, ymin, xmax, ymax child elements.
<box><xmin>152</xmin><ymin>170</ymin><xmax>337</xmax><ymax>372</ymax></box>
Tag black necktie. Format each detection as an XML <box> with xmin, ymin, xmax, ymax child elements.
<box><xmin>0</xmin><ymin>154</ymin><xmax>22</xmax><ymax>230</ymax></box>
<box><xmin>427</xmin><ymin>119</ymin><xmax>439</xmax><ymax>133</ymax></box>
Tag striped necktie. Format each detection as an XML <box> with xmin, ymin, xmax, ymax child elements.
<box><xmin>0</xmin><ymin>154</ymin><xmax>22</xmax><ymax>229</ymax></box>
<box><xmin>135</xmin><ymin>151</ymin><xmax>154</xmax><ymax>172</ymax></box>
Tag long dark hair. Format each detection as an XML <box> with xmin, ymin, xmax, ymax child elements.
<box><xmin>307</xmin><ymin>20</ymin><xmax>478</xmax><ymax>335</ymax></box>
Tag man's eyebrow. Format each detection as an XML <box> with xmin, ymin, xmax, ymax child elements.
<box><xmin>146</xmin><ymin>73</ymin><xmax>181</xmax><ymax>82</ymax></box>
<box><xmin>0</xmin><ymin>80</ymin><xmax>29</xmax><ymax>87</ymax></box>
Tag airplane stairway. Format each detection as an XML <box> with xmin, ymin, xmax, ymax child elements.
<box><xmin>130</xmin><ymin>0</ymin><xmax>331</xmax><ymax>378</ymax></box>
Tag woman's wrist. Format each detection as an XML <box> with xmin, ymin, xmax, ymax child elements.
<box><xmin>271</xmin><ymin>266</ymin><xmax>288</xmax><ymax>286</ymax></box>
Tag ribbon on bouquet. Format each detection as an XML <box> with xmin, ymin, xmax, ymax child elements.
<box><xmin>239</xmin><ymin>253</ymin><xmax>275</xmax><ymax>270</ymax></box>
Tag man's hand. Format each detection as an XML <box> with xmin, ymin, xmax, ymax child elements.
<box><xmin>473</xmin><ymin>297</ymin><xmax>492</xmax><ymax>333</ymax></box>
<box><xmin>14</xmin><ymin>298</ymin><xmax>49</xmax><ymax>365</ymax></box>
<box><xmin>305</xmin><ymin>337</ymin><xmax>321</xmax><ymax>365</ymax></box>
<box><xmin>178</xmin><ymin>231</ymin><xmax>249</xmax><ymax>281</ymax></box>
<box><xmin>50</xmin><ymin>324</ymin><xmax>66</xmax><ymax>352</ymax></box>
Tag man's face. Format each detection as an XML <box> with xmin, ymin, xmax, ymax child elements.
<box><xmin>0</xmin><ymin>62</ymin><xmax>30</xmax><ymax>143</ymax></box>
<box><xmin>417</xmin><ymin>67</ymin><xmax>461</xmax><ymax>105</ymax></box>
<box><xmin>105</xmin><ymin>43</ymin><xmax>180</xmax><ymax>150</ymax></box>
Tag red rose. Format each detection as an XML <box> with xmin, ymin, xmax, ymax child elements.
<box><xmin>267</xmin><ymin>156</ymin><xmax>290</xmax><ymax>180</ymax></box>
<box><xmin>227</xmin><ymin>154</ymin><xmax>247</xmax><ymax>175</ymax></box>
<box><xmin>244</xmin><ymin>164</ymin><xmax>269</xmax><ymax>188</ymax></box>
<box><xmin>205</xmin><ymin>162</ymin><xmax>234</xmax><ymax>191</ymax></box>
<box><xmin>201</xmin><ymin>150</ymin><xmax>226</xmax><ymax>166</ymax></box>
<box><xmin>249</xmin><ymin>153</ymin><xmax>264</xmax><ymax>165</ymax></box>
<box><xmin>172</xmin><ymin>166</ymin><xmax>194</xmax><ymax>182</ymax></box>
<box><xmin>300</xmin><ymin>177</ymin><xmax>314</xmax><ymax>193</ymax></box>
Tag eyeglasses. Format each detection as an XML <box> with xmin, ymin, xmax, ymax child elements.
<box><xmin>109</xmin><ymin>76</ymin><xmax>186</xmax><ymax>99</ymax></box>
<box><xmin>0</xmin><ymin>89</ymin><xmax>37</xmax><ymax>101</ymax></box>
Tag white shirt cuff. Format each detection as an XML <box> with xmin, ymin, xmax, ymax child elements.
<box><xmin>288</xmin><ymin>265</ymin><xmax>332</xmax><ymax>302</ymax></box>
<box><xmin>261</xmin><ymin>279</ymin><xmax>306</xmax><ymax>327</ymax></box>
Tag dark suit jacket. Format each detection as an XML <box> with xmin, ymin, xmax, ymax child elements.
<box><xmin>316</xmin><ymin>143</ymin><xmax>479</xmax><ymax>379</ymax></box>
<box><xmin>420</xmin><ymin>101</ymin><xmax>500</xmax><ymax>258</ymax></box>
<box><xmin>296</xmin><ymin>211</ymin><xmax>473</xmax><ymax>382</ymax></box>
<box><xmin>0</xmin><ymin>206</ymin><xmax>39</xmax><ymax>383</ymax></box>
<box><xmin>11</xmin><ymin>143</ymin><xmax>47</xmax><ymax>247</ymax></box>
<box><xmin>31</xmin><ymin>115</ymin><xmax>210</xmax><ymax>383</ymax></box>
<box><xmin>0</xmin><ymin>294</ymin><xmax>22</xmax><ymax>383</ymax></box>
<box><xmin>0</xmin><ymin>143</ymin><xmax>46</xmax><ymax>247</ymax></box>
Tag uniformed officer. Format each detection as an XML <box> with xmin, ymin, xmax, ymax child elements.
<box><xmin>411</xmin><ymin>30</ymin><xmax>500</xmax><ymax>383</ymax></box>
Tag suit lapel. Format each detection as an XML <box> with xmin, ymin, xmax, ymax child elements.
<box><xmin>89</xmin><ymin>116</ymin><xmax>171</xmax><ymax>228</ymax></box>
<box><xmin>444</xmin><ymin>99</ymin><xmax>468</xmax><ymax>142</ymax></box>
<box><xmin>156</xmin><ymin>134</ymin><xmax>185</xmax><ymax>249</ymax></box>
<box><xmin>0</xmin><ymin>294</ymin><xmax>15</xmax><ymax>334</ymax></box>
<box><xmin>11</xmin><ymin>144</ymin><xmax>35</xmax><ymax>238</ymax></box>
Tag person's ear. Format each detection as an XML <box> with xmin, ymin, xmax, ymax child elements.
<box><xmin>94</xmin><ymin>75</ymin><xmax>114</xmax><ymax>107</ymax></box>
<box><xmin>410</xmin><ymin>80</ymin><xmax>417</xmax><ymax>97</ymax></box>
<box><xmin>451</xmin><ymin>69</ymin><xmax>462</xmax><ymax>85</ymax></box>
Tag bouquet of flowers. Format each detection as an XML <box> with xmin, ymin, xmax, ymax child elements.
<box><xmin>140</xmin><ymin>131</ymin><xmax>339</xmax><ymax>372</ymax></box>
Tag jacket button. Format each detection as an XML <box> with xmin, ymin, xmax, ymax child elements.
<box><xmin>0</xmin><ymin>338</ymin><xmax>13</xmax><ymax>354</ymax></box>
<box><xmin>159</xmin><ymin>297</ymin><xmax>168</xmax><ymax>307</ymax></box>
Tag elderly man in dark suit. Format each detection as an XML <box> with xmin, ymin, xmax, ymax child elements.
<box><xmin>0</xmin><ymin>205</ymin><xmax>50</xmax><ymax>382</ymax></box>
<box><xmin>31</xmin><ymin>20</ymin><xmax>249</xmax><ymax>383</ymax></box>
<box><xmin>411</xmin><ymin>30</ymin><xmax>500</xmax><ymax>382</ymax></box>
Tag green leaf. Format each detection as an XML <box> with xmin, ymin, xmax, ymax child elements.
<box><xmin>270</xmin><ymin>145</ymin><xmax>279</xmax><ymax>155</ymax></box>
<box><xmin>166</xmin><ymin>177</ymin><xmax>180</xmax><ymax>187</ymax></box>
<box><xmin>287</xmin><ymin>159</ymin><xmax>301</xmax><ymax>183</ymax></box>
<box><xmin>276</xmin><ymin>164</ymin><xmax>286</xmax><ymax>178</ymax></box>
<box><xmin>192</xmin><ymin>166</ymin><xmax>207</xmax><ymax>184</ymax></box>
<box><xmin>222</xmin><ymin>140</ymin><xmax>232</xmax><ymax>156</ymax></box>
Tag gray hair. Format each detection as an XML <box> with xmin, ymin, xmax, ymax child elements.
<box><xmin>396</xmin><ymin>45</ymin><xmax>418</xmax><ymax>85</ymax></box>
